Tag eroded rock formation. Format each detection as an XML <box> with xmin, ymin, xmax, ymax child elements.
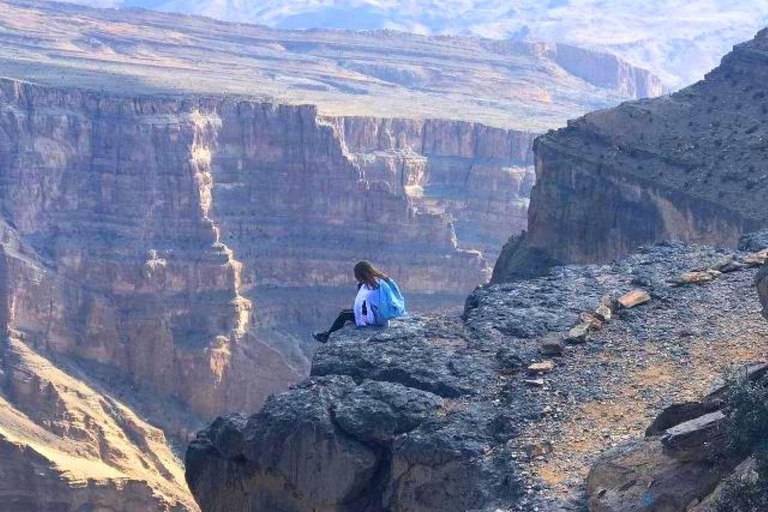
<box><xmin>0</xmin><ymin>0</ymin><xmax>663</xmax><ymax>131</ymax></box>
<box><xmin>0</xmin><ymin>334</ymin><xmax>199</xmax><ymax>511</ymax></box>
<box><xmin>494</xmin><ymin>29</ymin><xmax>768</xmax><ymax>282</ymax></box>
<box><xmin>187</xmin><ymin>232</ymin><xmax>768</xmax><ymax>512</ymax></box>
<box><xmin>0</xmin><ymin>75</ymin><xmax>531</xmax><ymax>445</ymax></box>
<box><xmin>585</xmin><ymin>364</ymin><xmax>768</xmax><ymax>512</ymax></box>
<box><xmin>329</xmin><ymin>116</ymin><xmax>536</xmax><ymax>263</ymax></box>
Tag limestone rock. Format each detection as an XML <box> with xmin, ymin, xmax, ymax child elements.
<box><xmin>594</xmin><ymin>304</ymin><xmax>613</xmax><ymax>322</ymax></box>
<box><xmin>743</xmin><ymin>249</ymin><xmax>768</xmax><ymax>268</ymax></box>
<box><xmin>580</xmin><ymin>312</ymin><xmax>604</xmax><ymax>330</ymax></box>
<box><xmin>566</xmin><ymin>323</ymin><xmax>591</xmax><ymax>344</ymax></box>
<box><xmin>661</xmin><ymin>411</ymin><xmax>727</xmax><ymax>461</ymax></box>
<box><xmin>645</xmin><ymin>402</ymin><xmax>721</xmax><ymax>437</ymax></box>
<box><xmin>187</xmin><ymin>317</ymin><xmax>527</xmax><ymax>512</ymax></box>
<box><xmin>618</xmin><ymin>289</ymin><xmax>651</xmax><ymax>309</ymax></box>
<box><xmin>527</xmin><ymin>360</ymin><xmax>556</xmax><ymax>374</ymax></box>
<box><xmin>586</xmin><ymin>439</ymin><xmax>739</xmax><ymax>512</ymax></box>
<box><xmin>675</xmin><ymin>270</ymin><xmax>722</xmax><ymax>285</ymax></box>
<box><xmin>0</xmin><ymin>336</ymin><xmax>198</xmax><ymax>512</ymax></box>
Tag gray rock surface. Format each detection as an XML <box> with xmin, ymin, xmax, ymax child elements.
<box><xmin>187</xmin><ymin>232</ymin><xmax>768</xmax><ymax>512</ymax></box>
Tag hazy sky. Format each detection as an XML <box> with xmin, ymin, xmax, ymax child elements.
<box><xmin>69</xmin><ymin>0</ymin><xmax>768</xmax><ymax>87</ymax></box>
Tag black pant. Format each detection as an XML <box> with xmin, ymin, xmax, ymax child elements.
<box><xmin>328</xmin><ymin>309</ymin><xmax>355</xmax><ymax>334</ymax></box>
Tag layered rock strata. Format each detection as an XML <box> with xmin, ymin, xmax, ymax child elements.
<box><xmin>0</xmin><ymin>0</ymin><xmax>663</xmax><ymax>130</ymax></box>
<box><xmin>494</xmin><ymin>29</ymin><xmax>768</xmax><ymax>282</ymax></box>
<box><xmin>187</xmin><ymin>232</ymin><xmax>768</xmax><ymax>512</ymax></box>
<box><xmin>0</xmin><ymin>77</ymin><xmax>525</xmax><ymax>436</ymax></box>
<box><xmin>329</xmin><ymin>116</ymin><xmax>536</xmax><ymax>263</ymax></box>
<box><xmin>0</xmin><ymin>334</ymin><xmax>199</xmax><ymax>511</ymax></box>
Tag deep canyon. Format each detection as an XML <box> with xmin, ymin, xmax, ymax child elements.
<box><xmin>189</xmin><ymin>27</ymin><xmax>768</xmax><ymax>512</ymax></box>
<box><xmin>1</xmin><ymin>1</ymin><xmax>767</xmax><ymax>512</ymax></box>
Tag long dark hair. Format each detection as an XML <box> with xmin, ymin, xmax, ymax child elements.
<box><xmin>354</xmin><ymin>260</ymin><xmax>389</xmax><ymax>289</ymax></box>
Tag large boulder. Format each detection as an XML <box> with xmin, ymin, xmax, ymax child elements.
<box><xmin>186</xmin><ymin>317</ymin><xmax>525</xmax><ymax>512</ymax></box>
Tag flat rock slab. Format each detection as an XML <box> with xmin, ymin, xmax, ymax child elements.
<box><xmin>676</xmin><ymin>270</ymin><xmax>721</xmax><ymax>285</ymax></box>
<box><xmin>618</xmin><ymin>289</ymin><xmax>651</xmax><ymax>308</ymax></box>
<box><xmin>528</xmin><ymin>361</ymin><xmax>556</xmax><ymax>374</ymax></box>
<box><xmin>661</xmin><ymin>411</ymin><xmax>726</xmax><ymax>461</ymax></box>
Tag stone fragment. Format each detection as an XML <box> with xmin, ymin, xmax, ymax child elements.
<box><xmin>540</xmin><ymin>336</ymin><xmax>564</xmax><ymax>356</ymax></box>
<box><xmin>713</xmin><ymin>256</ymin><xmax>744</xmax><ymax>273</ymax></box>
<box><xmin>524</xmin><ymin>378</ymin><xmax>545</xmax><ymax>387</ymax></box>
<box><xmin>618</xmin><ymin>289</ymin><xmax>651</xmax><ymax>308</ymax></box>
<box><xmin>523</xmin><ymin>441</ymin><xmax>553</xmax><ymax>459</ymax></box>
<box><xmin>566</xmin><ymin>323</ymin><xmax>590</xmax><ymax>344</ymax></box>
<box><xmin>675</xmin><ymin>269</ymin><xmax>721</xmax><ymax>285</ymax></box>
<box><xmin>580</xmin><ymin>312</ymin><xmax>604</xmax><ymax>330</ymax></box>
<box><xmin>743</xmin><ymin>249</ymin><xmax>768</xmax><ymax>267</ymax></box>
<box><xmin>645</xmin><ymin>402</ymin><xmax>721</xmax><ymax>437</ymax></box>
<box><xmin>527</xmin><ymin>360</ymin><xmax>556</xmax><ymax>374</ymax></box>
<box><xmin>594</xmin><ymin>304</ymin><xmax>612</xmax><ymax>322</ymax></box>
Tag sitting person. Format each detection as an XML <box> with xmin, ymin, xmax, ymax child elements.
<box><xmin>313</xmin><ymin>260</ymin><xmax>406</xmax><ymax>343</ymax></box>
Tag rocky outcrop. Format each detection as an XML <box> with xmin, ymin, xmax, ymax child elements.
<box><xmin>494</xmin><ymin>29</ymin><xmax>768</xmax><ymax>282</ymax></box>
<box><xmin>585</xmin><ymin>365</ymin><xmax>768</xmax><ymax>512</ymax></box>
<box><xmin>187</xmin><ymin>231</ymin><xmax>768</xmax><ymax>512</ymax></box>
<box><xmin>0</xmin><ymin>334</ymin><xmax>199</xmax><ymax>511</ymax></box>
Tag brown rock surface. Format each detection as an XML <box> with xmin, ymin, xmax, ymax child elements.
<box><xmin>0</xmin><ymin>335</ymin><xmax>199</xmax><ymax>511</ymax></box>
<box><xmin>494</xmin><ymin>29</ymin><xmax>768</xmax><ymax>281</ymax></box>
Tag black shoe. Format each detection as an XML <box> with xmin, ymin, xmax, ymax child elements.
<box><xmin>313</xmin><ymin>331</ymin><xmax>330</xmax><ymax>343</ymax></box>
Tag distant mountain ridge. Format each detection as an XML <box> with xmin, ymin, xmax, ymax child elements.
<box><xmin>60</xmin><ymin>0</ymin><xmax>768</xmax><ymax>88</ymax></box>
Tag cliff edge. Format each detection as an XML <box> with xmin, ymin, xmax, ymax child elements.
<box><xmin>493</xmin><ymin>29</ymin><xmax>768</xmax><ymax>283</ymax></box>
<box><xmin>187</xmin><ymin>232</ymin><xmax>768</xmax><ymax>512</ymax></box>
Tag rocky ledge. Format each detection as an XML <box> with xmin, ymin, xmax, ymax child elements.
<box><xmin>494</xmin><ymin>29</ymin><xmax>768</xmax><ymax>282</ymax></box>
<box><xmin>187</xmin><ymin>232</ymin><xmax>768</xmax><ymax>512</ymax></box>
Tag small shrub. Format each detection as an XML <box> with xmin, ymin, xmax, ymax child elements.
<box><xmin>712</xmin><ymin>374</ymin><xmax>768</xmax><ymax>512</ymax></box>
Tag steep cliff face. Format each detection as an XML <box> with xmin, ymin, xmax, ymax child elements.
<box><xmin>187</xmin><ymin>232</ymin><xmax>768</xmax><ymax>512</ymax></box>
<box><xmin>329</xmin><ymin>116</ymin><xmax>536</xmax><ymax>262</ymax></box>
<box><xmin>494</xmin><ymin>29</ymin><xmax>768</xmax><ymax>282</ymax></box>
<box><xmin>0</xmin><ymin>78</ymin><xmax>502</xmax><ymax>435</ymax></box>
<box><xmin>0</xmin><ymin>334</ymin><xmax>199</xmax><ymax>511</ymax></box>
<box><xmin>543</xmin><ymin>43</ymin><xmax>667</xmax><ymax>100</ymax></box>
<box><xmin>0</xmin><ymin>80</ymin><xmax>303</xmax><ymax>434</ymax></box>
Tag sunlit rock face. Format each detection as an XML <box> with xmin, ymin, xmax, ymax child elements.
<box><xmin>493</xmin><ymin>29</ymin><xmax>768</xmax><ymax>282</ymax></box>
<box><xmin>0</xmin><ymin>78</ymin><xmax>532</xmax><ymax>438</ymax></box>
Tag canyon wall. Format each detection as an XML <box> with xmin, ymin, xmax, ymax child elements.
<box><xmin>493</xmin><ymin>29</ymin><xmax>768</xmax><ymax>282</ymax></box>
<box><xmin>543</xmin><ymin>43</ymin><xmax>667</xmax><ymax>99</ymax></box>
<box><xmin>0</xmin><ymin>334</ymin><xmax>199</xmax><ymax>512</ymax></box>
<box><xmin>0</xmin><ymin>77</ymin><xmax>534</xmax><ymax>438</ymax></box>
<box><xmin>329</xmin><ymin>116</ymin><xmax>536</xmax><ymax>264</ymax></box>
